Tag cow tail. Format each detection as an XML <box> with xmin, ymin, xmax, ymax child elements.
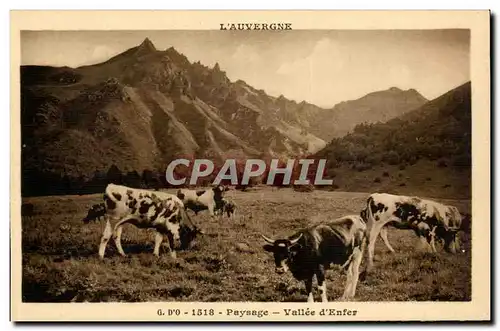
<box><xmin>365</xmin><ymin>196</ymin><xmax>375</xmax><ymax>225</ymax></box>
<box><xmin>179</xmin><ymin>203</ymin><xmax>196</xmax><ymax>229</ymax></box>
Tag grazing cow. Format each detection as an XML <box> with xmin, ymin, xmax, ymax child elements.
<box><xmin>82</xmin><ymin>203</ymin><xmax>106</xmax><ymax>223</ymax></box>
<box><xmin>21</xmin><ymin>203</ymin><xmax>35</xmax><ymax>220</ymax></box>
<box><xmin>99</xmin><ymin>184</ymin><xmax>204</xmax><ymax>259</ymax></box>
<box><xmin>215</xmin><ymin>198</ymin><xmax>237</xmax><ymax>218</ymax></box>
<box><xmin>176</xmin><ymin>185</ymin><xmax>229</xmax><ymax>216</ymax></box>
<box><xmin>261</xmin><ymin>215</ymin><xmax>367</xmax><ymax>302</ymax></box>
<box><xmin>361</xmin><ymin>192</ymin><xmax>466</xmax><ymax>275</ymax></box>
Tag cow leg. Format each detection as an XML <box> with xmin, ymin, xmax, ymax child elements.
<box><xmin>98</xmin><ymin>219</ymin><xmax>113</xmax><ymax>259</ymax></box>
<box><xmin>379</xmin><ymin>227</ymin><xmax>395</xmax><ymax>253</ymax></box>
<box><xmin>153</xmin><ymin>232</ymin><xmax>163</xmax><ymax>257</ymax></box>
<box><xmin>208</xmin><ymin>204</ymin><xmax>215</xmax><ymax>217</ymax></box>
<box><xmin>365</xmin><ymin>222</ymin><xmax>382</xmax><ymax>273</ymax></box>
<box><xmin>316</xmin><ymin>265</ymin><xmax>328</xmax><ymax>302</ymax></box>
<box><xmin>417</xmin><ymin>233</ymin><xmax>431</xmax><ymax>252</ymax></box>
<box><xmin>113</xmin><ymin>225</ymin><xmax>127</xmax><ymax>257</ymax></box>
<box><xmin>363</xmin><ymin>219</ymin><xmax>394</xmax><ymax>277</ymax></box>
<box><xmin>165</xmin><ymin>232</ymin><xmax>177</xmax><ymax>259</ymax></box>
<box><xmin>340</xmin><ymin>253</ymin><xmax>354</xmax><ymax>271</ymax></box>
<box><xmin>428</xmin><ymin>227</ymin><xmax>438</xmax><ymax>253</ymax></box>
<box><xmin>415</xmin><ymin>225</ymin><xmax>433</xmax><ymax>252</ymax></box>
<box><xmin>342</xmin><ymin>245</ymin><xmax>364</xmax><ymax>300</ymax></box>
<box><xmin>112</xmin><ymin>218</ymin><xmax>137</xmax><ymax>257</ymax></box>
<box><xmin>305</xmin><ymin>276</ymin><xmax>314</xmax><ymax>303</ymax></box>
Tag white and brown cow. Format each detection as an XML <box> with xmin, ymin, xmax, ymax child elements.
<box><xmin>261</xmin><ymin>215</ymin><xmax>367</xmax><ymax>302</ymax></box>
<box><xmin>99</xmin><ymin>184</ymin><xmax>203</xmax><ymax>259</ymax></box>
<box><xmin>176</xmin><ymin>185</ymin><xmax>229</xmax><ymax>217</ymax></box>
<box><xmin>360</xmin><ymin>192</ymin><xmax>466</xmax><ymax>275</ymax></box>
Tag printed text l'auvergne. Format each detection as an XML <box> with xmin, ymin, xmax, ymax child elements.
<box><xmin>220</xmin><ymin>23</ymin><xmax>292</xmax><ymax>30</ymax></box>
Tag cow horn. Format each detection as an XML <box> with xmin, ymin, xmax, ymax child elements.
<box><xmin>289</xmin><ymin>233</ymin><xmax>303</xmax><ymax>245</ymax></box>
<box><xmin>261</xmin><ymin>234</ymin><xmax>275</xmax><ymax>244</ymax></box>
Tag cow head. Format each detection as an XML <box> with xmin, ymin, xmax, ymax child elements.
<box><xmin>261</xmin><ymin>233</ymin><xmax>303</xmax><ymax>274</ymax></box>
<box><xmin>177</xmin><ymin>207</ymin><xmax>204</xmax><ymax>250</ymax></box>
<box><xmin>212</xmin><ymin>185</ymin><xmax>230</xmax><ymax>200</ymax></box>
<box><xmin>435</xmin><ymin>226</ymin><xmax>460</xmax><ymax>253</ymax></box>
<box><xmin>178</xmin><ymin>225</ymin><xmax>204</xmax><ymax>250</ymax></box>
<box><xmin>82</xmin><ymin>204</ymin><xmax>105</xmax><ymax>224</ymax></box>
<box><xmin>461</xmin><ymin>213</ymin><xmax>472</xmax><ymax>233</ymax></box>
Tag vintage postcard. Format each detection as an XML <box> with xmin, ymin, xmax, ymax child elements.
<box><xmin>10</xmin><ymin>10</ymin><xmax>490</xmax><ymax>322</ymax></box>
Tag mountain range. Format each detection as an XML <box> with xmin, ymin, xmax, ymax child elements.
<box><xmin>22</xmin><ymin>38</ymin><xmax>434</xmax><ymax>186</ymax></box>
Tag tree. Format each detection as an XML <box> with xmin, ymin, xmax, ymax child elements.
<box><xmin>124</xmin><ymin>170</ymin><xmax>142</xmax><ymax>188</ymax></box>
<box><xmin>106</xmin><ymin>164</ymin><xmax>123</xmax><ymax>185</ymax></box>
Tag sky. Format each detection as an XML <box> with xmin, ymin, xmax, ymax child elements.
<box><xmin>21</xmin><ymin>29</ymin><xmax>470</xmax><ymax>108</ymax></box>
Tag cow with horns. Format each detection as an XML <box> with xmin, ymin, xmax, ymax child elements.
<box><xmin>261</xmin><ymin>215</ymin><xmax>367</xmax><ymax>302</ymax></box>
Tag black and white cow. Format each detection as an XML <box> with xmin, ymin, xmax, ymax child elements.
<box><xmin>99</xmin><ymin>184</ymin><xmax>203</xmax><ymax>259</ymax></box>
<box><xmin>214</xmin><ymin>198</ymin><xmax>237</xmax><ymax>219</ymax></box>
<box><xmin>360</xmin><ymin>192</ymin><xmax>466</xmax><ymax>275</ymax></box>
<box><xmin>82</xmin><ymin>203</ymin><xmax>106</xmax><ymax>223</ymax></box>
<box><xmin>261</xmin><ymin>215</ymin><xmax>367</xmax><ymax>302</ymax></box>
<box><xmin>176</xmin><ymin>185</ymin><xmax>229</xmax><ymax>216</ymax></box>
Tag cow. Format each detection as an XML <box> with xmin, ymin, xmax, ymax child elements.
<box><xmin>21</xmin><ymin>203</ymin><xmax>35</xmax><ymax>220</ymax></box>
<box><xmin>99</xmin><ymin>184</ymin><xmax>204</xmax><ymax>259</ymax></box>
<box><xmin>176</xmin><ymin>185</ymin><xmax>229</xmax><ymax>217</ymax></box>
<box><xmin>360</xmin><ymin>192</ymin><xmax>466</xmax><ymax>276</ymax></box>
<box><xmin>82</xmin><ymin>203</ymin><xmax>106</xmax><ymax>223</ymax></box>
<box><xmin>261</xmin><ymin>215</ymin><xmax>367</xmax><ymax>302</ymax></box>
<box><xmin>214</xmin><ymin>198</ymin><xmax>237</xmax><ymax>219</ymax></box>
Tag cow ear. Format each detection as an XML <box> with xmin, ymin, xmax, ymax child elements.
<box><xmin>263</xmin><ymin>244</ymin><xmax>274</xmax><ymax>252</ymax></box>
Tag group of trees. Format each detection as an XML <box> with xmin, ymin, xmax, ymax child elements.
<box><xmin>21</xmin><ymin>157</ymin><xmax>331</xmax><ymax>197</ymax></box>
<box><xmin>21</xmin><ymin>165</ymin><xmax>165</xmax><ymax>197</ymax></box>
<box><xmin>317</xmin><ymin>103</ymin><xmax>471</xmax><ymax>173</ymax></box>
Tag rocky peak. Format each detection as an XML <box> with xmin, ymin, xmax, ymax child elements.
<box><xmin>134</xmin><ymin>37</ymin><xmax>157</xmax><ymax>56</ymax></box>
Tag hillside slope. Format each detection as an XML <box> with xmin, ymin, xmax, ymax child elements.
<box><xmin>314</xmin><ymin>82</ymin><xmax>471</xmax><ymax>199</ymax></box>
<box><xmin>310</xmin><ymin>87</ymin><xmax>428</xmax><ymax>140</ymax></box>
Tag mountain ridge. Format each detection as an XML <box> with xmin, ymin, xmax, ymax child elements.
<box><xmin>21</xmin><ymin>38</ymin><xmax>433</xmax><ymax>195</ymax></box>
<box><xmin>312</xmin><ymin>81</ymin><xmax>471</xmax><ymax>199</ymax></box>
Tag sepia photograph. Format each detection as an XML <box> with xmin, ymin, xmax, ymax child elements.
<box><xmin>10</xmin><ymin>10</ymin><xmax>490</xmax><ymax>322</ymax></box>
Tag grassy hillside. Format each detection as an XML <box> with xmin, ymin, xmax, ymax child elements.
<box><xmin>314</xmin><ymin>82</ymin><xmax>471</xmax><ymax>199</ymax></box>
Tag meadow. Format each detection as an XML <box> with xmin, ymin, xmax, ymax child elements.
<box><xmin>21</xmin><ymin>187</ymin><xmax>471</xmax><ymax>302</ymax></box>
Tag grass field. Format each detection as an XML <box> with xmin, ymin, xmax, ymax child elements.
<box><xmin>21</xmin><ymin>187</ymin><xmax>471</xmax><ymax>302</ymax></box>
